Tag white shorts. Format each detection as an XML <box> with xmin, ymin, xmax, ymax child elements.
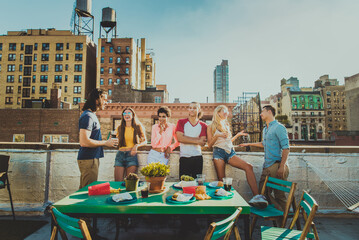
<box><xmin>147</xmin><ymin>149</ymin><xmax>169</xmax><ymax>165</ymax></box>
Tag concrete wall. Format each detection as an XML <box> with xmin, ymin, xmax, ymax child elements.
<box><xmin>0</xmin><ymin>144</ymin><xmax>358</xmax><ymax>215</ymax></box>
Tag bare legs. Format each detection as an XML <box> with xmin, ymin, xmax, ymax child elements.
<box><xmin>213</xmin><ymin>155</ymin><xmax>260</xmax><ymax>196</ymax></box>
<box><xmin>114</xmin><ymin>166</ymin><xmax>138</xmax><ymax>181</ymax></box>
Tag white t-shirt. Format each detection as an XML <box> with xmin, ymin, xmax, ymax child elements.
<box><xmin>175</xmin><ymin>118</ymin><xmax>207</xmax><ymax>157</ymax></box>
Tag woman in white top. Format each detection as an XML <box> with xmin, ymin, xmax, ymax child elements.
<box><xmin>207</xmin><ymin>105</ymin><xmax>268</xmax><ymax>207</ymax></box>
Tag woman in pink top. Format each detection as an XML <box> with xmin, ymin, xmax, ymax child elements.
<box><xmin>148</xmin><ymin>106</ymin><xmax>179</xmax><ymax>165</ymax></box>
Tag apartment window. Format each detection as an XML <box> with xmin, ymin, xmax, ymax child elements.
<box><xmin>54</xmin><ymin>75</ymin><xmax>62</xmax><ymax>83</ymax></box>
<box><xmin>0</xmin><ymin>43</ymin><xmax>2</xmax><ymax>50</ymax></box>
<box><xmin>100</xmin><ymin>67</ymin><xmax>104</xmax><ymax>74</ymax></box>
<box><xmin>74</xmin><ymin>64</ymin><xmax>82</xmax><ymax>72</ymax></box>
<box><xmin>55</xmin><ymin>54</ymin><xmax>63</xmax><ymax>61</ymax></box>
<box><xmin>34</xmin><ymin>54</ymin><xmax>37</xmax><ymax>61</ymax></box>
<box><xmin>32</xmin><ymin>75</ymin><xmax>36</xmax><ymax>83</ymax></box>
<box><xmin>125</xmin><ymin>67</ymin><xmax>129</xmax><ymax>74</ymax></box>
<box><xmin>40</xmin><ymin>75</ymin><xmax>48</xmax><ymax>82</ymax></box>
<box><xmin>0</xmin><ymin>64</ymin><xmax>1</xmax><ymax>72</ymax></box>
<box><xmin>125</xmin><ymin>78</ymin><xmax>129</xmax><ymax>85</ymax></box>
<box><xmin>0</xmin><ymin>54</ymin><xmax>2</xmax><ymax>61</ymax></box>
<box><xmin>117</xmin><ymin>46</ymin><xmax>121</xmax><ymax>52</ymax></box>
<box><xmin>126</xmin><ymin>46</ymin><xmax>130</xmax><ymax>53</ymax></box>
<box><xmin>55</xmin><ymin>64</ymin><xmax>63</xmax><ymax>72</ymax></box>
<box><xmin>109</xmin><ymin>67</ymin><xmax>113</xmax><ymax>74</ymax></box>
<box><xmin>42</xmin><ymin>43</ymin><xmax>50</xmax><ymax>50</ymax></box>
<box><xmin>75</xmin><ymin>54</ymin><xmax>83</xmax><ymax>61</ymax></box>
<box><xmin>73</xmin><ymin>97</ymin><xmax>81</xmax><ymax>105</ymax></box>
<box><xmin>19</xmin><ymin>64</ymin><xmax>23</xmax><ymax>72</ymax></box>
<box><xmin>75</xmin><ymin>43</ymin><xmax>83</xmax><ymax>50</ymax></box>
<box><xmin>25</xmin><ymin>45</ymin><xmax>33</xmax><ymax>54</ymax></box>
<box><xmin>13</xmin><ymin>133</ymin><xmax>25</xmax><ymax>142</ymax></box>
<box><xmin>56</xmin><ymin>43</ymin><xmax>63</xmax><ymax>50</ymax></box>
<box><xmin>116</xmin><ymin>67</ymin><xmax>120</xmax><ymax>73</ymax></box>
<box><xmin>5</xmin><ymin>97</ymin><xmax>13</xmax><ymax>104</ymax></box>
<box><xmin>73</xmin><ymin>75</ymin><xmax>81</xmax><ymax>83</ymax></box>
<box><xmin>7</xmin><ymin>64</ymin><xmax>15</xmax><ymax>72</ymax></box>
<box><xmin>22</xmin><ymin>88</ymin><xmax>30</xmax><ymax>97</ymax></box>
<box><xmin>8</xmin><ymin>54</ymin><xmax>16</xmax><ymax>61</ymax></box>
<box><xmin>100</xmin><ymin>78</ymin><xmax>104</xmax><ymax>85</ymax></box>
<box><xmin>34</xmin><ymin>43</ymin><xmax>38</xmax><ymax>50</ymax></box>
<box><xmin>108</xmin><ymin>78</ymin><xmax>112</xmax><ymax>85</ymax></box>
<box><xmin>41</xmin><ymin>64</ymin><xmax>48</xmax><ymax>72</ymax></box>
<box><xmin>43</xmin><ymin>134</ymin><xmax>69</xmax><ymax>143</ymax></box>
<box><xmin>66</xmin><ymin>43</ymin><xmax>69</xmax><ymax>49</ymax></box>
<box><xmin>101</xmin><ymin>46</ymin><xmax>105</xmax><ymax>52</ymax></box>
<box><xmin>7</xmin><ymin>75</ymin><xmax>14</xmax><ymax>83</ymax></box>
<box><xmin>65</xmin><ymin>75</ymin><xmax>68</xmax><ymax>82</ymax></box>
<box><xmin>23</xmin><ymin>77</ymin><xmax>30</xmax><ymax>86</ymax></box>
<box><xmin>32</xmin><ymin>86</ymin><xmax>35</xmax><ymax>93</ymax></box>
<box><xmin>64</xmin><ymin>86</ymin><xmax>67</xmax><ymax>93</ymax></box>
<box><xmin>155</xmin><ymin>96</ymin><xmax>162</xmax><ymax>103</ymax></box>
<box><xmin>319</xmin><ymin>112</ymin><xmax>322</xmax><ymax>116</ymax></box>
<box><xmin>126</xmin><ymin>57</ymin><xmax>130</xmax><ymax>64</ymax></box>
<box><xmin>64</xmin><ymin>97</ymin><xmax>67</xmax><ymax>101</ymax></box>
<box><xmin>20</xmin><ymin>54</ymin><xmax>23</xmax><ymax>61</ymax></box>
<box><xmin>9</xmin><ymin>43</ymin><xmax>16</xmax><ymax>51</ymax></box>
<box><xmin>33</xmin><ymin>64</ymin><xmax>36</xmax><ymax>72</ymax></box>
<box><xmin>116</xmin><ymin>79</ymin><xmax>120</xmax><ymax>84</ymax></box>
<box><xmin>74</xmin><ymin>86</ymin><xmax>81</xmax><ymax>94</ymax></box>
<box><xmin>20</xmin><ymin>43</ymin><xmax>24</xmax><ymax>50</ymax></box>
<box><xmin>24</xmin><ymin>56</ymin><xmax>32</xmax><ymax>65</ymax></box>
<box><xmin>6</xmin><ymin>86</ymin><xmax>14</xmax><ymax>94</ymax></box>
<box><xmin>65</xmin><ymin>64</ymin><xmax>68</xmax><ymax>71</ymax></box>
<box><xmin>66</xmin><ymin>54</ymin><xmax>69</xmax><ymax>60</ymax></box>
<box><xmin>101</xmin><ymin>57</ymin><xmax>104</xmax><ymax>63</ymax></box>
<box><xmin>18</xmin><ymin>86</ymin><xmax>21</xmax><ymax>94</ymax></box>
<box><xmin>109</xmin><ymin>46</ymin><xmax>113</xmax><ymax>53</ymax></box>
<box><xmin>109</xmin><ymin>57</ymin><xmax>113</xmax><ymax>63</ymax></box>
<box><xmin>40</xmin><ymin>86</ymin><xmax>47</xmax><ymax>94</ymax></box>
<box><xmin>41</xmin><ymin>54</ymin><xmax>49</xmax><ymax>61</ymax></box>
<box><xmin>109</xmin><ymin>89</ymin><xmax>112</xmax><ymax>96</ymax></box>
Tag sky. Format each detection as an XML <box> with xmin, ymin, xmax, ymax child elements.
<box><xmin>1</xmin><ymin>0</ymin><xmax>359</xmax><ymax>103</ymax></box>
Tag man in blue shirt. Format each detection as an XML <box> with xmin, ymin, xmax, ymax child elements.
<box><xmin>241</xmin><ymin>105</ymin><xmax>290</xmax><ymax>211</ymax></box>
<box><xmin>78</xmin><ymin>88</ymin><xmax>118</xmax><ymax>189</ymax></box>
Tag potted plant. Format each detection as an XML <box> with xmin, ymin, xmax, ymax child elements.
<box><xmin>125</xmin><ymin>173</ymin><xmax>140</xmax><ymax>191</ymax></box>
<box><xmin>140</xmin><ymin>163</ymin><xmax>170</xmax><ymax>192</ymax></box>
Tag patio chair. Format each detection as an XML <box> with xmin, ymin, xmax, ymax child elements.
<box><xmin>261</xmin><ymin>190</ymin><xmax>319</xmax><ymax>240</ymax></box>
<box><xmin>204</xmin><ymin>207</ymin><xmax>242</xmax><ymax>240</ymax></box>
<box><xmin>50</xmin><ymin>206</ymin><xmax>92</xmax><ymax>240</ymax></box>
<box><xmin>0</xmin><ymin>154</ymin><xmax>15</xmax><ymax>220</ymax></box>
<box><xmin>250</xmin><ymin>176</ymin><xmax>300</xmax><ymax>238</ymax></box>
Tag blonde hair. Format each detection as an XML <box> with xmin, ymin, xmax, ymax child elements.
<box><xmin>210</xmin><ymin>105</ymin><xmax>230</xmax><ymax>135</ymax></box>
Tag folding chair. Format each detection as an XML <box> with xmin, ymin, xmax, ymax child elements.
<box><xmin>204</xmin><ymin>207</ymin><xmax>242</xmax><ymax>240</ymax></box>
<box><xmin>261</xmin><ymin>190</ymin><xmax>320</xmax><ymax>240</ymax></box>
<box><xmin>50</xmin><ymin>206</ymin><xmax>92</xmax><ymax>240</ymax></box>
<box><xmin>250</xmin><ymin>176</ymin><xmax>300</xmax><ymax>238</ymax></box>
<box><xmin>0</xmin><ymin>154</ymin><xmax>15</xmax><ymax>220</ymax></box>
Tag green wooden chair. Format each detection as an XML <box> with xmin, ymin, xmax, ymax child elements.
<box><xmin>250</xmin><ymin>176</ymin><xmax>300</xmax><ymax>238</ymax></box>
<box><xmin>261</xmin><ymin>190</ymin><xmax>319</xmax><ymax>240</ymax></box>
<box><xmin>204</xmin><ymin>207</ymin><xmax>242</xmax><ymax>240</ymax></box>
<box><xmin>50</xmin><ymin>206</ymin><xmax>92</xmax><ymax>240</ymax></box>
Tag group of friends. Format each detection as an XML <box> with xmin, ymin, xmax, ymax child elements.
<box><xmin>77</xmin><ymin>88</ymin><xmax>290</xmax><ymax>210</ymax></box>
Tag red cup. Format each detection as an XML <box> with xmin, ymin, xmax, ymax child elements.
<box><xmin>182</xmin><ymin>186</ymin><xmax>197</xmax><ymax>195</ymax></box>
<box><xmin>88</xmin><ymin>182</ymin><xmax>110</xmax><ymax>196</ymax></box>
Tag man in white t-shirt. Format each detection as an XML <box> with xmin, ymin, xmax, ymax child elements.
<box><xmin>175</xmin><ymin>102</ymin><xmax>207</xmax><ymax>179</ymax></box>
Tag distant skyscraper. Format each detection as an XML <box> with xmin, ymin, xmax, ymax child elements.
<box><xmin>214</xmin><ymin>60</ymin><xmax>229</xmax><ymax>103</ymax></box>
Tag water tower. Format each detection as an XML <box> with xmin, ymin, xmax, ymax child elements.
<box><xmin>100</xmin><ymin>7</ymin><xmax>117</xmax><ymax>39</ymax></box>
<box><xmin>73</xmin><ymin>0</ymin><xmax>94</xmax><ymax>41</ymax></box>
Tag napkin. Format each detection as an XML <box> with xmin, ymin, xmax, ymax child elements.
<box><xmin>176</xmin><ymin>193</ymin><xmax>193</xmax><ymax>202</ymax></box>
<box><xmin>112</xmin><ymin>192</ymin><xmax>133</xmax><ymax>202</ymax></box>
<box><xmin>215</xmin><ymin>188</ymin><xmax>230</xmax><ymax>196</ymax></box>
<box><xmin>209</xmin><ymin>181</ymin><xmax>219</xmax><ymax>187</ymax></box>
<box><xmin>180</xmin><ymin>180</ymin><xmax>197</xmax><ymax>187</ymax></box>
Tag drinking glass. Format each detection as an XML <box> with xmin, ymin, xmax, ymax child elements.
<box><xmin>223</xmin><ymin>177</ymin><xmax>233</xmax><ymax>191</ymax></box>
<box><xmin>196</xmin><ymin>174</ymin><xmax>205</xmax><ymax>185</ymax></box>
<box><xmin>141</xmin><ymin>182</ymin><xmax>150</xmax><ymax>198</ymax></box>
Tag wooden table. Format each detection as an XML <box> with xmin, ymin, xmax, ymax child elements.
<box><xmin>53</xmin><ymin>181</ymin><xmax>251</xmax><ymax>239</ymax></box>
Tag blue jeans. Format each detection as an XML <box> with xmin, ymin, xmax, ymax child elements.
<box><xmin>114</xmin><ymin>151</ymin><xmax>138</xmax><ymax>167</ymax></box>
<box><xmin>213</xmin><ymin>147</ymin><xmax>236</xmax><ymax>163</ymax></box>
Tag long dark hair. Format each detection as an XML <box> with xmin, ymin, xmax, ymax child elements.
<box><xmin>117</xmin><ymin>107</ymin><xmax>146</xmax><ymax>147</ymax></box>
<box><xmin>82</xmin><ymin>88</ymin><xmax>106</xmax><ymax>112</ymax></box>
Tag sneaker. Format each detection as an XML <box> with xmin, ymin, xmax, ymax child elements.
<box><xmin>249</xmin><ymin>195</ymin><xmax>268</xmax><ymax>209</ymax></box>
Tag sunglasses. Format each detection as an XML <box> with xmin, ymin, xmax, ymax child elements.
<box><xmin>123</xmin><ymin>112</ymin><xmax>132</xmax><ymax>115</ymax></box>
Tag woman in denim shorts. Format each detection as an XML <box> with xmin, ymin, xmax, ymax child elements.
<box><xmin>114</xmin><ymin>107</ymin><xmax>146</xmax><ymax>181</ymax></box>
<box><xmin>207</xmin><ymin>105</ymin><xmax>267</xmax><ymax>204</ymax></box>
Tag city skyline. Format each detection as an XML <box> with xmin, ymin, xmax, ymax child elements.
<box><xmin>1</xmin><ymin>0</ymin><xmax>358</xmax><ymax>102</ymax></box>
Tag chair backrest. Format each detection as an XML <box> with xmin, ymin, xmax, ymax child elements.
<box><xmin>261</xmin><ymin>176</ymin><xmax>297</xmax><ymax>227</ymax></box>
<box><xmin>204</xmin><ymin>207</ymin><xmax>242</xmax><ymax>240</ymax></box>
<box><xmin>50</xmin><ymin>206</ymin><xmax>92</xmax><ymax>240</ymax></box>
<box><xmin>289</xmin><ymin>191</ymin><xmax>319</xmax><ymax>240</ymax></box>
<box><xmin>0</xmin><ymin>155</ymin><xmax>10</xmax><ymax>173</ymax></box>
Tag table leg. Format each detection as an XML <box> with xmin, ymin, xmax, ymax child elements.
<box><xmin>51</xmin><ymin>216</ymin><xmax>58</xmax><ymax>240</ymax></box>
<box><xmin>243</xmin><ymin>214</ymin><xmax>250</xmax><ymax>240</ymax></box>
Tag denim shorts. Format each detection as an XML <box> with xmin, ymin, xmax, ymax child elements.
<box><xmin>114</xmin><ymin>151</ymin><xmax>138</xmax><ymax>167</ymax></box>
<box><xmin>213</xmin><ymin>147</ymin><xmax>236</xmax><ymax>163</ymax></box>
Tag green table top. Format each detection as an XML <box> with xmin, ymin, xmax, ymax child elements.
<box><xmin>53</xmin><ymin>181</ymin><xmax>250</xmax><ymax>215</ymax></box>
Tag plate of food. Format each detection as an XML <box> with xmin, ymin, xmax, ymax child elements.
<box><xmin>194</xmin><ymin>185</ymin><xmax>211</xmax><ymax>200</ymax></box>
<box><xmin>106</xmin><ymin>193</ymin><xmax>137</xmax><ymax>205</ymax></box>
<box><xmin>207</xmin><ymin>181</ymin><xmax>224</xmax><ymax>189</ymax></box>
<box><xmin>209</xmin><ymin>189</ymin><xmax>234</xmax><ymax>199</ymax></box>
<box><xmin>166</xmin><ymin>192</ymin><xmax>196</xmax><ymax>204</ymax></box>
